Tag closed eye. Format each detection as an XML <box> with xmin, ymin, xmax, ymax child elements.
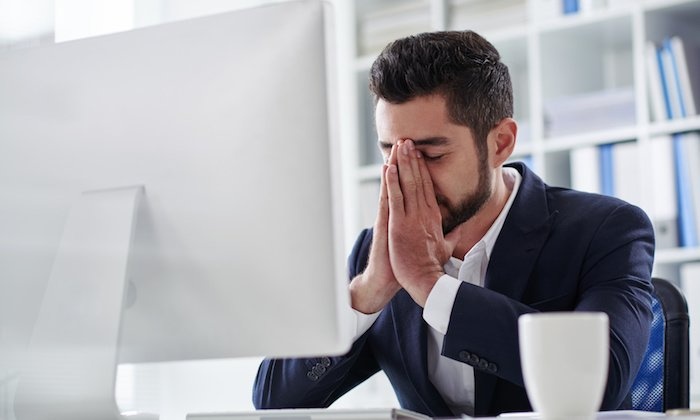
<box><xmin>423</xmin><ymin>153</ymin><xmax>445</xmax><ymax>161</ymax></box>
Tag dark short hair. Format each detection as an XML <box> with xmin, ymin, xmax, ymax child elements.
<box><xmin>368</xmin><ymin>30</ymin><xmax>513</xmax><ymax>153</ymax></box>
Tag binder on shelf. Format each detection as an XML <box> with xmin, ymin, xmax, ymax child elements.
<box><xmin>672</xmin><ymin>134</ymin><xmax>699</xmax><ymax>248</ymax></box>
<box><xmin>659</xmin><ymin>39</ymin><xmax>684</xmax><ymax>120</ymax></box>
<box><xmin>651</xmin><ymin>35</ymin><xmax>700</xmax><ymax>248</ymax></box>
<box><xmin>684</xmin><ymin>132</ymin><xmax>700</xmax><ymax>248</ymax></box>
<box><xmin>666</xmin><ymin>36</ymin><xmax>697</xmax><ymax>117</ymax></box>
<box><xmin>611</xmin><ymin>141</ymin><xmax>641</xmax><ymax>207</ymax></box>
<box><xmin>649</xmin><ymin>136</ymin><xmax>679</xmax><ymax>249</ymax></box>
<box><xmin>599</xmin><ymin>143</ymin><xmax>614</xmax><ymax>197</ymax></box>
<box><xmin>562</xmin><ymin>0</ymin><xmax>579</xmax><ymax>14</ymax></box>
<box><xmin>570</xmin><ymin>142</ymin><xmax>643</xmax><ymax>213</ymax></box>
<box><xmin>570</xmin><ymin>146</ymin><xmax>601</xmax><ymax>194</ymax></box>
<box><xmin>652</xmin><ymin>35</ymin><xmax>698</xmax><ymax>121</ymax></box>
<box><xmin>645</xmin><ymin>41</ymin><xmax>667</xmax><ymax>122</ymax></box>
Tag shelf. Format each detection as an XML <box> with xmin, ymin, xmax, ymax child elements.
<box><xmin>656</xmin><ymin>247</ymin><xmax>700</xmax><ymax>264</ymax></box>
<box><xmin>643</xmin><ymin>0</ymin><xmax>700</xmax><ymax>13</ymax></box>
<box><xmin>649</xmin><ymin>116</ymin><xmax>700</xmax><ymax>136</ymax></box>
<box><xmin>355</xmin><ymin>0</ymin><xmax>431</xmax><ymax>56</ymax></box>
<box><xmin>447</xmin><ymin>0</ymin><xmax>528</xmax><ymax>34</ymax></box>
<box><xmin>342</xmin><ymin>1</ymin><xmax>700</xmax><ymax>403</ymax></box>
<box><xmin>539</xmin><ymin>14</ymin><xmax>634</xmax><ymax>100</ymax></box>
<box><xmin>346</xmin><ymin>0</ymin><xmax>700</xmax><ymax>263</ymax></box>
<box><xmin>535</xmin><ymin>5</ymin><xmax>634</xmax><ymax>33</ymax></box>
<box><xmin>542</xmin><ymin>126</ymin><xmax>640</xmax><ymax>152</ymax></box>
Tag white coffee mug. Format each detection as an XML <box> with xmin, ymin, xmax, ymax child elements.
<box><xmin>518</xmin><ymin>312</ymin><xmax>609</xmax><ymax>420</ymax></box>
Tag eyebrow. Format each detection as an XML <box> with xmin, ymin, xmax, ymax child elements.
<box><xmin>378</xmin><ymin>136</ymin><xmax>450</xmax><ymax>151</ymax></box>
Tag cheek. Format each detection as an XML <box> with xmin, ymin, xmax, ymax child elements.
<box><xmin>430</xmin><ymin>163</ymin><xmax>477</xmax><ymax>203</ymax></box>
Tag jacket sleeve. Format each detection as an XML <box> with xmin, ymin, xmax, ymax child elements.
<box><xmin>441</xmin><ymin>202</ymin><xmax>654</xmax><ymax>410</ymax></box>
<box><xmin>252</xmin><ymin>229</ymin><xmax>380</xmax><ymax>409</ymax></box>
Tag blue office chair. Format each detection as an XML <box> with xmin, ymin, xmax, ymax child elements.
<box><xmin>630</xmin><ymin>277</ymin><xmax>690</xmax><ymax>412</ymax></box>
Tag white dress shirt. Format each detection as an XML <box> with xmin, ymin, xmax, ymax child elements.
<box><xmin>351</xmin><ymin>167</ymin><xmax>522</xmax><ymax>416</ymax></box>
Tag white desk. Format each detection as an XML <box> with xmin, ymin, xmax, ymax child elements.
<box><xmin>186</xmin><ymin>409</ymin><xmax>700</xmax><ymax>420</ymax></box>
<box><xmin>489</xmin><ymin>410</ymin><xmax>700</xmax><ymax>419</ymax></box>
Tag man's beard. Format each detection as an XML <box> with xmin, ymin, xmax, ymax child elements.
<box><xmin>438</xmin><ymin>158</ymin><xmax>492</xmax><ymax>235</ymax></box>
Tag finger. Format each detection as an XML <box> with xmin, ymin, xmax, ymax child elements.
<box><xmin>375</xmin><ymin>164</ymin><xmax>389</xmax><ymax>231</ymax></box>
<box><xmin>385</xmin><ymin>163</ymin><xmax>405</xmax><ymax>217</ymax></box>
<box><xmin>377</xmin><ymin>143</ymin><xmax>398</xmax><ymax>228</ymax></box>
<box><xmin>405</xmin><ymin>140</ymin><xmax>427</xmax><ymax>210</ymax></box>
<box><xmin>396</xmin><ymin>140</ymin><xmax>418</xmax><ymax>214</ymax></box>
<box><xmin>387</xmin><ymin>142</ymin><xmax>398</xmax><ymax>166</ymax></box>
<box><xmin>416</xmin><ymin>149</ymin><xmax>438</xmax><ymax>210</ymax></box>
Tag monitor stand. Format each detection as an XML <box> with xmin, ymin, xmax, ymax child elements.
<box><xmin>13</xmin><ymin>186</ymin><xmax>157</xmax><ymax>420</ymax></box>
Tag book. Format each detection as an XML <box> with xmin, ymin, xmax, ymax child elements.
<box><xmin>562</xmin><ymin>0</ymin><xmax>579</xmax><ymax>14</ymax></box>
<box><xmin>672</xmin><ymin>134</ymin><xmax>699</xmax><ymax>247</ymax></box>
<box><xmin>645</xmin><ymin>41</ymin><xmax>667</xmax><ymax>122</ymax></box>
<box><xmin>667</xmin><ymin>36</ymin><xmax>697</xmax><ymax>117</ymax></box>
<box><xmin>649</xmin><ymin>136</ymin><xmax>679</xmax><ymax>249</ymax></box>
<box><xmin>656</xmin><ymin>35</ymin><xmax>700</xmax><ymax>247</ymax></box>
<box><xmin>599</xmin><ymin>143</ymin><xmax>614</xmax><ymax>197</ymax></box>
<box><xmin>611</xmin><ymin>141</ymin><xmax>641</xmax><ymax>207</ymax></box>
<box><xmin>660</xmin><ymin>39</ymin><xmax>683</xmax><ymax>119</ymax></box>
<box><xmin>679</xmin><ymin>132</ymin><xmax>700</xmax><ymax>247</ymax></box>
<box><xmin>570</xmin><ymin>146</ymin><xmax>601</xmax><ymax>194</ymax></box>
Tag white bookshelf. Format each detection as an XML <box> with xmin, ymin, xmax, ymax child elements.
<box><xmin>342</xmin><ymin>0</ymin><xmax>700</xmax><ymax>405</ymax></box>
<box><xmin>345</xmin><ymin>0</ymin><xmax>700</xmax><ymax>273</ymax></box>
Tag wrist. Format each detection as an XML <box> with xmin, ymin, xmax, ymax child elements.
<box><xmin>401</xmin><ymin>269</ymin><xmax>444</xmax><ymax>308</ymax></box>
<box><xmin>349</xmin><ymin>273</ymin><xmax>400</xmax><ymax>314</ymax></box>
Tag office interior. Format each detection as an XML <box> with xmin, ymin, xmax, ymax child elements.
<box><xmin>1</xmin><ymin>0</ymin><xmax>699</xmax><ymax>419</ymax></box>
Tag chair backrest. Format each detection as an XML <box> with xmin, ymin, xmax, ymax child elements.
<box><xmin>630</xmin><ymin>277</ymin><xmax>690</xmax><ymax>411</ymax></box>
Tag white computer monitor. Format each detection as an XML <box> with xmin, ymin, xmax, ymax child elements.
<box><xmin>0</xmin><ymin>1</ymin><xmax>351</xmax><ymax>418</ymax></box>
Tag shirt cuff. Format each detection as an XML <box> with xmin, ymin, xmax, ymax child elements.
<box><xmin>423</xmin><ymin>274</ymin><xmax>461</xmax><ymax>335</ymax></box>
<box><xmin>352</xmin><ymin>308</ymin><xmax>382</xmax><ymax>341</ymax></box>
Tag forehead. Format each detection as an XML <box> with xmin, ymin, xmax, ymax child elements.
<box><xmin>375</xmin><ymin>95</ymin><xmax>469</xmax><ymax>146</ymax></box>
<box><xmin>375</xmin><ymin>95</ymin><xmax>449</xmax><ymax>135</ymax></box>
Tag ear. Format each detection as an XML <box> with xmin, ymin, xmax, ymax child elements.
<box><xmin>489</xmin><ymin>117</ymin><xmax>517</xmax><ymax>167</ymax></box>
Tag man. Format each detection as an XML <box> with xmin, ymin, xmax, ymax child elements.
<box><xmin>253</xmin><ymin>30</ymin><xmax>654</xmax><ymax>418</ymax></box>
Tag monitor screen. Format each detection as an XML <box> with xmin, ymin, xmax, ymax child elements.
<box><xmin>0</xmin><ymin>0</ymin><xmax>351</xmax><ymax>415</ymax></box>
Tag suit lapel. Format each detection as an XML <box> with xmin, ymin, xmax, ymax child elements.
<box><xmin>475</xmin><ymin>163</ymin><xmax>557</xmax><ymax>415</ymax></box>
<box><xmin>484</xmin><ymin>162</ymin><xmax>557</xmax><ymax>301</ymax></box>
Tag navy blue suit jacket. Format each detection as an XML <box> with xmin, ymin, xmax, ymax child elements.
<box><xmin>253</xmin><ymin>162</ymin><xmax>654</xmax><ymax>417</ymax></box>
